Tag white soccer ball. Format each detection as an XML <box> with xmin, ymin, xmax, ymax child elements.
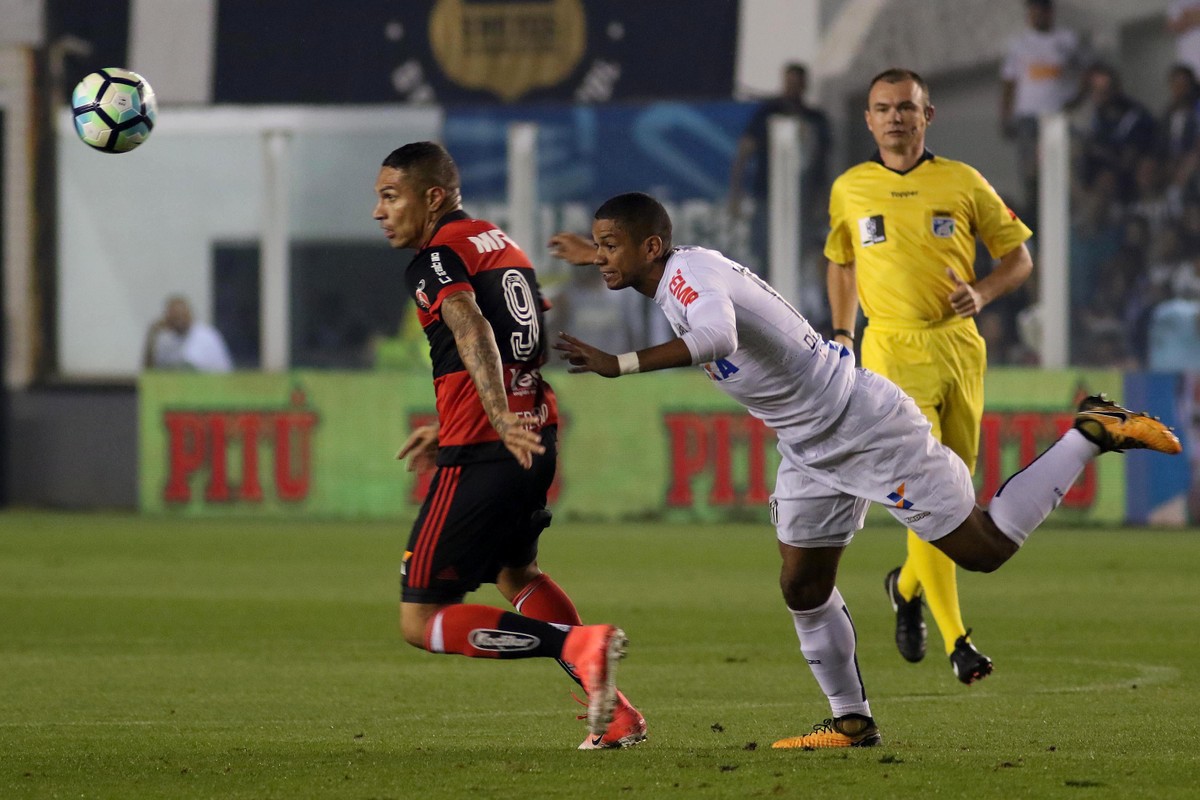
<box><xmin>71</xmin><ymin>68</ymin><xmax>158</xmax><ymax>153</ymax></box>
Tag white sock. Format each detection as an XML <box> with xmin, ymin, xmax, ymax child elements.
<box><xmin>988</xmin><ymin>428</ymin><xmax>1099</xmax><ymax>546</ymax></box>
<box><xmin>789</xmin><ymin>587</ymin><xmax>870</xmax><ymax>719</ymax></box>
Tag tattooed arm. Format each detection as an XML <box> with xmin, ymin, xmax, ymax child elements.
<box><xmin>439</xmin><ymin>291</ymin><xmax>546</xmax><ymax>469</ymax></box>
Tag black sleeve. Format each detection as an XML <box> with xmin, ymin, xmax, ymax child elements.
<box><xmin>405</xmin><ymin>246</ymin><xmax>473</xmax><ymax>318</ymax></box>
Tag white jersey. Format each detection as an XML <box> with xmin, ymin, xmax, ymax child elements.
<box><xmin>1171</xmin><ymin>1</ymin><xmax>1200</xmax><ymax>79</ymax></box>
<box><xmin>151</xmin><ymin>322</ymin><xmax>234</xmax><ymax>373</ymax></box>
<box><xmin>653</xmin><ymin>246</ymin><xmax>855</xmax><ymax>444</ymax></box>
<box><xmin>1000</xmin><ymin>27</ymin><xmax>1086</xmax><ymax>117</ymax></box>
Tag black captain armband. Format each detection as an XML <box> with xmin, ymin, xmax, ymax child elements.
<box><xmin>832</xmin><ymin>328</ymin><xmax>855</xmax><ymax>342</ymax></box>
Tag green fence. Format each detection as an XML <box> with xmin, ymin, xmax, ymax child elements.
<box><xmin>139</xmin><ymin>367</ymin><xmax>1125</xmax><ymax>524</ymax></box>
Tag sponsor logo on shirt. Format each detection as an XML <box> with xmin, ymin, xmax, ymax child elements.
<box><xmin>668</xmin><ymin>269</ymin><xmax>699</xmax><ymax>306</ymax></box>
<box><xmin>702</xmin><ymin>359</ymin><xmax>740</xmax><ymax>381</ymax></box>
<box><xmin>430</xmin><ymin>251</ymin><xmax>453</xmax><ymax>284</ymax></box>
<box><xmin>415</xmin><ymin>279</ymin><xmax>431</xmax><ymax>309</ymax></box>
<box><xmin>858</xmin><ymin>215</ymin><xmax>886</xmax><ymax>246</ymax></box>
<box><xmin>468</xmin><ymin>228</ymin><xmax>518</xmax><ymax>254</ymax></box>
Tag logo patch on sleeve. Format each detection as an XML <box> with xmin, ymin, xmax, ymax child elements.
<box><xmin>415</xmin><ymin>279</ymin><xmax>431</xmax><ymax>310</ymax></box>
<box><xmin>858</xmin><ymin>215</ymin><xmax>886</xmax><ymax>246</ymax></box>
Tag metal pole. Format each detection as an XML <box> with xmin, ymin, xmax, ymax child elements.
<box><xmin>1037</xmin><ymin>112</ymin><xmax>1069</xmax><ymax>368</ymax></box>
<box><xmin>507</xmin><ymin>122</ymin><xmax>538</xmax><ymax>257</ymax></box>
<box><xmin>767</xmin><ymin>114</ymin><xmax>802</xmax><ymax>305</ymax></box>
<box><xmin>261</xmin><ymin>129</ymin><xmax>292</xmax><ymax>372</ymax></box>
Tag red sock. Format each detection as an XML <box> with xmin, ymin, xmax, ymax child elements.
<box><xmin>512</xmin><ymin>573</ymin><xmax>583</xmax><ymax>626</ymax></box>
<box><xmin>424</xmin><ymin>604</ymin><xmax>567</xmax><ymax>660</ymax></box>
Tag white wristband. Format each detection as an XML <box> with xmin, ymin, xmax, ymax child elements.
<box><xmin>616</xmin><ymin>351</ymin><xmax>640</xmax><ymax>375</ymax></box>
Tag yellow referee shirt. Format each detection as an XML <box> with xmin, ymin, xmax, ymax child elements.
<box><xmin>825</xmin><ymin>151</ymin><xmax>1032</xmax><ymax>325</ymax></box>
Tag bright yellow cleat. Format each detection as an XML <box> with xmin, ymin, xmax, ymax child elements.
<box><xmin>1074</xmin><ymin>394</ymin><xmax>1182</xmax><ymax>455</ymax></box>
<box><xmin>771</xmin><ymin>714</ymin><xmax>881</xmax><ymax>750</ymax></box>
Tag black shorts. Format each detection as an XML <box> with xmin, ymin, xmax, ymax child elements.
<box><xmin>401</xmin><ymin>429</ymin><xmax>557</xmax><ymax>604</ymax></box>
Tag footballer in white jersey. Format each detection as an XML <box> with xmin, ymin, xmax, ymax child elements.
<box><xmin>551</xmin><ymin>191</ymin><xmax>1180</xmax><ymax>750</ymax></box>
<box><xmin>654</xmin><ymin>246</ymin><xmax>855</xmax><ymax>446</ymax></box>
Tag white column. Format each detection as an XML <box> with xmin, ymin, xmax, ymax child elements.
<box><xmin>261</xmin><ymin>129</ymin><xmax>292</xmax><ymax>372</ymax></box>
<box><xmin>0</xmin><ymin>46</ymin><xmax>34</xmax><ymax>387</ymax></box>
<box><xmin>507</xmin><ymin>122</ymin><xmax>538</xmax><ymax>257</ymax></box>
<box><xmin>128</xmin><ymin>0</ymin><xmax>216</xmax><ymax>103</ymax></box>
<box><xmin>767</xmin><ymin>114</ymin><xmax>802</xmax><ymax>304</ymax></box>
<box><xmin>1037</xmin><ymin>112</ymin><xmax>1069</xmax><ymax>369</ymax></box>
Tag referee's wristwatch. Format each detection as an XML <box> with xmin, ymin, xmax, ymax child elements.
<box><xmin>832</xmin><ymin>328</ymin><xmax>855</xmax><ymax>342</ymax></box>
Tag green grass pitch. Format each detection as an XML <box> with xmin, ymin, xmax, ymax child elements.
<box><xmin>2</xmin><ymin>511</ymin><xmax>1198</xmax><ymax>799</ymax></box>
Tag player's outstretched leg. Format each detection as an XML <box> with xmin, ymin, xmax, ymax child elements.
<box><xmin>409</xmin><ymin>603</ymin><xmax>627</xmax><ymax>738</ymax></box>
<box><xmin>938</xmin><ymin>394</ymin><xmax>1181</xmax><ymax>573</ymax></box>
<box><xmin>505</xmin><ymin>571</ymin><xmax>646</xmax><ymax>749</ymax></box>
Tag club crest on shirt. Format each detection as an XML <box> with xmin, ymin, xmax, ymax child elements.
<box><xmin>932</xmin><ymin>214</ymin><xmax>956</xmax><ymax>238</ymax></box>
<box><xmin>858</xmin><ymin>215</ymin><xmax>886</xmax><ymax>246</ymax></box>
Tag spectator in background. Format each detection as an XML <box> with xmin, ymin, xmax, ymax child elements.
<box><xmin>1167</xmin><ymin>1</ymin><xmax>1200</xmax><ymax>80</ymax></box>
<box><xmin>1073</xmin><ymin>216</ymin><xmax>1147</xmax><ymax>368</ymax></box>
<box><xmin>1070</xmin><ymin>166</ymin><xmax>1123</xmax><ymax>308</ymax></box>
<box><xmin>729</xmin><ymin>62</ymin><xmax>832</xmax><ymax>275</ymax></box>
<box><xmin>1160</xmin><ymin>64</ymin><xmax>1200</xmax><ymax>193</ymax></box>
<box><xmin>1000</xmin><ymin>0</ymin><xmax>1089</xmax><ymax>215</ymax></box>
<box><xmin>143</xmin><ymin>294</ymin><xmax>233</xmax><ymax>372</ymax></box>
<box><xmin>1124</xmin><ymin>155</ymin><xmax>1179</xmax><ymax>242</ymax></box>
<box><xmin>1076</xmin><ymin>64</ymin><xmax>1157</xmax><ymax>195</ymax></box>
<box><xmin>1148</xmin><ymin>294</ymin><xmax>1200</xmax><ymax>372</ymax></box>
<box><xmin>1127</xmin><ymin>224</ymin><xmax>1183</xmax><ymax>364</ymax></box>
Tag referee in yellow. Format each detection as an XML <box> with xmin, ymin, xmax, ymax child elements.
<box><xmin>826</xmin><ymin>68</ymin><xmax>1033</xmax><ymax>684</ymax></box>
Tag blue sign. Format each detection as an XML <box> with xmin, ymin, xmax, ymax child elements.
<box><xmin>446</xmin><ymin>101</ymin><xmax>757</xmax><ymax>203</ymax></box>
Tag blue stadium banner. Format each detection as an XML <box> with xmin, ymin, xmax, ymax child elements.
<box><xmin>444</xmin><ymin>100</ymin><xmax>758</xmax><ymax>267</ymax></box>
<box><xmin>445</xmin><ymin>101</ymin><xmax>756</xmax><ymax>202</ymax></box>
<box><xmin>1123</xmin><ymin>372</ymin><xmax>1198</xmax><ymax>525</ymax></box>
<box><xmin>214</xmin><ymin>0</ymin><xmax>739</xmax><ymax>104</ymax></box>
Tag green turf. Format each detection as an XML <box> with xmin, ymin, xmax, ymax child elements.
<box><xmin>1</xmin><ymin>511</ymin><xmax>1198</xmax><ymax>799</ymax></box>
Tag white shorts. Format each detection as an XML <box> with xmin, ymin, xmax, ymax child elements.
<box><xmin>771</xmin><ymin>369</ymin><xmax>976</xmax><ymax>548</ymax></box>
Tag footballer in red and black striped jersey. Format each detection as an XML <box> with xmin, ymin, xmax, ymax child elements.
<box><xmin>407</xmin><ymin>210</ymin><xmax>559</xmax><ymax>466</ymax></box>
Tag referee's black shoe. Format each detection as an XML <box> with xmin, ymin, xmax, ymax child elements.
<box><xmin>884</xmin><ymin>566</ymin><xmax>926</xmax><ymax>663</ymax></box>
<box><xmin>950</xmin><ymin>628</ymin><xmax>993</xmax><ymax>685</ymax></box>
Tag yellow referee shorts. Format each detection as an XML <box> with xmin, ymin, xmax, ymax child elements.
<box><xmin>861</xmin><ymin>318</ymin><xmax>986</xmax><ymax>473</ymax></box>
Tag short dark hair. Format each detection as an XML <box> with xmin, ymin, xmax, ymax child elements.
<box><xmin>784</xmin><ymin>62</ymin><xmax>808</xmax><ymax>79</ymax></box>
<box><xmin>867</xmin><ymin>68</ymin><xmax>932</xmax><ymax>106</ymax></box>
<box><xmin>381</xmin><ymin>141</ymin><xmax>461</xmax><ymax>195</ymax></box>
<box><xmin>594</xmin><ymin>192</ymin><xmax>673</xmax><ymax>253</ymax></box>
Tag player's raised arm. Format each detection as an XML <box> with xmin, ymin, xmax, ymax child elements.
<box><xmin>547</xmin><ymin>232</ymin><xmax>596</xmax><ymax>266</ymax></box>
<box><xmin>439</xmin><ymin>291</ymin><xmax>544</xmax><ymax>468</ymax></box>
<box><xmin>554</xmin><ymin>333</ymin><xmax>693</xmax><ymax>377</ymax></box>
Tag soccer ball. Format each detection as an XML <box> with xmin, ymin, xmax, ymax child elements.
<box><xmin>71</xmin><ymin>68</ymin><xmax>157</xmax><ymax>153</ymax></box>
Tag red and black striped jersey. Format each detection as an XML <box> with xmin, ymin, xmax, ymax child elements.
<box><xmin>406</xmin><ymin>210</ymin><xmax>559</xmax><ymax>465</ymax></box>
